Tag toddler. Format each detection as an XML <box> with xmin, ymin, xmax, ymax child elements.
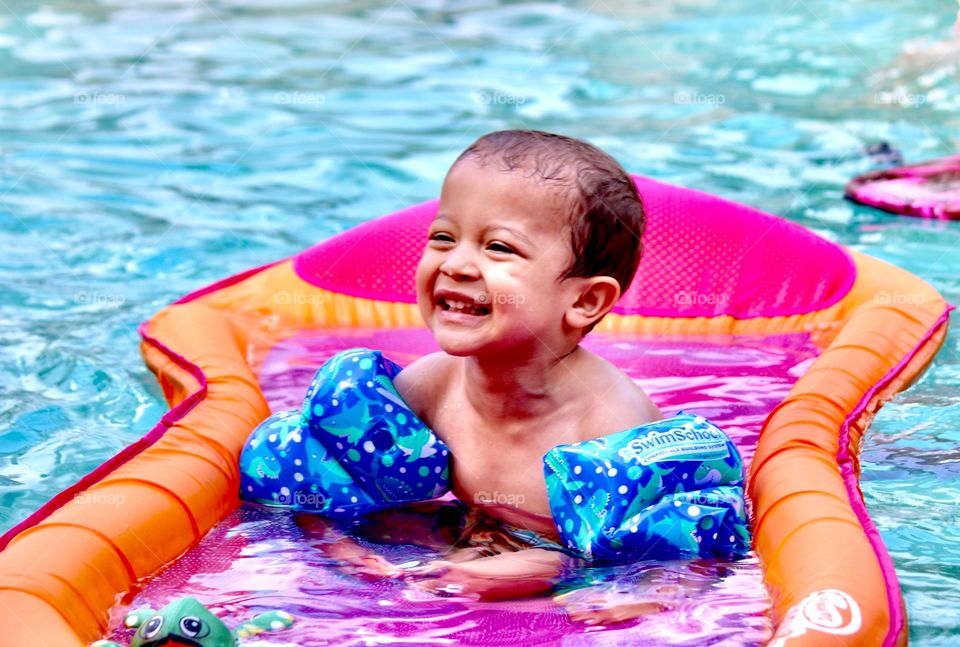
<box><xmin>390</xmin><ymin>130</ymin><xmax>661</xmax><ymax>593</ymax></box>
<box><xmin>241</xmin><ymin>130</ymin><xmax>748</xmax><ymax>608</ymax></box>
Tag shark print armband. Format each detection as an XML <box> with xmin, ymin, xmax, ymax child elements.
<box><xmin>543</xmin><ymin>412</ymin><xmax>751</xmax><ymax>562</ymax></box>
<box><xmin>239</xmin><ymin>348</ymin><xmax>451</xmax><ymax>518</ymax></box>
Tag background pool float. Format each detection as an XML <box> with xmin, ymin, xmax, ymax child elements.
<box><xmin>0</xmin><ymin>176</ymin><xmax>950</xmax><ymax>646</ymax></box>
<box><xmin>846</xmin><ymin>154</ymin><xmax>960</xmax><ymax>219</ymax></box>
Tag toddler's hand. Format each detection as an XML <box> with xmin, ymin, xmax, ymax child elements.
<box><xmin>353</xmin><ymin>554</ymin><xmax>404</xmax><ymax>578</ymax></box>
<box><xmin>401</xmin><ymin>559</ymin><xmax>455</xmax><ymax>577</ymax></box>
<box><xmin>402</xmin><ymin>560</ymin><xmax>469</xmax><ymax>594</ymax></box>
<box><xmin>322</xmin><ymin>537</ymin><xmax>403</xmax><ymax>579</ymax></box>
<box><xmin>404</xmin><ymin>550</ymin><xmax>564</xmax><ymax>600</ymax></box>
<box><xmin>554</xmin><ymin>583</ymin><xmax>679</xmax><ymax>626</ymax></box>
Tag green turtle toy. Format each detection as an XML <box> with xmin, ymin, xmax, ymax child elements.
<box><xmin>91</xmin><ymin>596</ymin><xmax>294</xmax><ymax>647</ymax></box>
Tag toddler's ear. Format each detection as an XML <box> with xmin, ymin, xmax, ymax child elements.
<box><xmin>565</xmin><ymin>277</ymin><xmax>620</xmax><ymax>331</ymax></box>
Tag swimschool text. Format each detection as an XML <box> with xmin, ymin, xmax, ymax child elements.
<box><xmin>618</xmin><ymin>426</ymin><xmax>731</xmax><ymax>466</ymax></box>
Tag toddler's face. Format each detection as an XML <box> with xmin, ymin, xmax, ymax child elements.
<box><xmin>415</xmin><ymin>157</ymin><xmax>577</xmax><ymax>357</ymax></box>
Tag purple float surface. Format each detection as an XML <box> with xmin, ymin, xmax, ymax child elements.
<box><xmin>112</xmin><ymin>328</ymin><xmax>819</xmax><ymax>646</ymax></box>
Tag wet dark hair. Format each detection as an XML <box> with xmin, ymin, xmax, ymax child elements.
<box><xmin>453</xmin><ymin>130</ymin><xmax>645</xmax><ymax>306</ymax></box>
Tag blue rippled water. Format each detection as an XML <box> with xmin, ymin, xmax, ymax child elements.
<box><xmin>1</xmin><ymin>0</ymin><xmax>959</xmax><ymax>643</ymax></box>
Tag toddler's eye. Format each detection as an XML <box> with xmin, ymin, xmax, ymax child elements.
<box><xmin>487</xmin><ymin>241</ymin><xmax>515</xmax><ymax>254</ymax></box>
<box><xmin>429</xmin><ymin>233</ymin><xmax>454</xmax><ymax>243</ymax></box>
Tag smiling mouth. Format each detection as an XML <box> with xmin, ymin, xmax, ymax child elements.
<box><xmin>438</xmin><ymin>296</ymin><xmax>491</xmax><ymax>316</ymax></box>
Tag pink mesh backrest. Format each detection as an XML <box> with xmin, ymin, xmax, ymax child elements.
<box><xmin>294</xmin><ymin>177</ymin><xmax>855</xmax><ymax>318</ymax></box>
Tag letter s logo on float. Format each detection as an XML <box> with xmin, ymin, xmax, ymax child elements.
<box><xmin>768</xmin><ymin>589</ymin><xmax>862</xmax><ymax>647</ymax></box>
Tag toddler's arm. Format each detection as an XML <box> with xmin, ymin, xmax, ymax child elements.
<box><xmin>406</xmin><ymin>548</ymin><xmax>568</xmax><ymax>600</ymax></box>
<box><xmin>298</xmin><ymin>503</ymin><xmax>461</xmax><ymax>579</ymax></box>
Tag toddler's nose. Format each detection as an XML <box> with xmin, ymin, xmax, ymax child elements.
<box><xmin>439</xmin><ymin>246</ymin><xmax>480</xmax><ymax>280</ymax></box>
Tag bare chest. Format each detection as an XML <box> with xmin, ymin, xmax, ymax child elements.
<box><xmin>430</xmin><ymin>404</ymin><xmax>579</xmax><ymax>519</ymax></box>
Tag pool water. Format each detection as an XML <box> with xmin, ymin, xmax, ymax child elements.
<box><xmin>1</xmin><ymin>0</ymin><xmax>958</xmax><ymax>643</ymax></box>
<box><xmin>117</xmin><ymin>506</ymin><xmax>769</xmax><ymax>646</ymax></box>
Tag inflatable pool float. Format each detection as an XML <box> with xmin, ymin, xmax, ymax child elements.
<box><xmin>846</xmin><ymin>154</ymin><xmax>960</xmax><ymax>219</ymax></box>
<box><xmin>0</xmin><ymin>177</ymin><xmax>950</xmax><ymax>646</ymax></box>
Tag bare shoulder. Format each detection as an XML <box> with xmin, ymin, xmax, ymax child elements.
<box><xmin>574</xmin><ymin>350</ymin><xmax>662</xmax><ymax>437</ymax></box>
<box><xmin>393</xmin><ymin>352</ymin><xmax>455</xmax><ymax>425</ymax></box>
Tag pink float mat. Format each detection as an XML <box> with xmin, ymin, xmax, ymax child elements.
<box><xmin>109</xmin><ymin>328</ymin><xmax>820</xmax><ymax>646</ymax></box>
<box><xmin>845</xmin><ymin>155</ymin><xmax>960</xmax><ymax>219</ymax></box>
<box><xmin>294</xmin><ymin>176</ymin><xmax>856</xmax><ymax>319</ymax></box>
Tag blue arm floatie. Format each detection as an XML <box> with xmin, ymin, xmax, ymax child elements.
<box><xmin>544</xmin><ymin>413</ymin><xmax>751</xmax><ymax>562</ymax></box>
<box><xmin>239</xmin><ymin>349</ymin><xmax>450</xmax><ymax>518</ymax></box>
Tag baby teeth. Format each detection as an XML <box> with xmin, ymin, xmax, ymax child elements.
<box><xmin>444</xmin><ymin>299</ymin><xmax>484</xmax><ymax>315</ymax></box>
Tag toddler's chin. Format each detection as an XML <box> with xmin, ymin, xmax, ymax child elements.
<box><xmin>433</xmin><ymin>335</ymin><xmax>481</xmax><ymax>357</ymax></box>
<box><xmin>434</xmin><ymin>335</ymin><xmax>526</xmax><ymax>361</ymax></box>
